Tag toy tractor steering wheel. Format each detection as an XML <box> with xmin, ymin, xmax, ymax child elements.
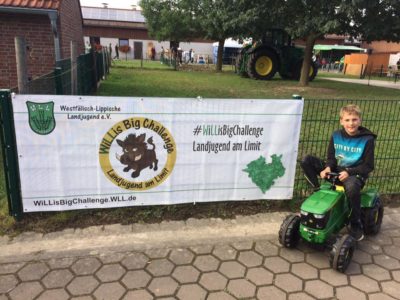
<box><xmin>326</xmin><ymin>172</ymin><xmax>341</xmax><ymax>187</ymax></box>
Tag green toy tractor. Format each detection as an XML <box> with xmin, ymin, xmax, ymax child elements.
<box><xmin>236</xmin><ymin>29</ymin><xmax>318</xmax><ymax>81</ymax></box>
<box><xmin>279</xmin><ymin>172</ymin><xmax>384</xmax><ymax>272</ymax></box>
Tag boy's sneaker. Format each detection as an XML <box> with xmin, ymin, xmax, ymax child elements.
<box><xmin>349</xmin><ymin>224</ymin><xmax>364</xmax><ymax>241</ymax></box>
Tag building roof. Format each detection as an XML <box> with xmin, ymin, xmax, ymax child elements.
<box><xmin>314</xmin><ymin>44</ymin><xmax>365</xmax><ymax>51</ymax></box>
<box><xmin>82</xmin><ymin>6</ymin><xmax>145</xmax><ymax>23</ymax></box>
<box><xmin>0</xmin><ymin>0</ymin><xmax>60</xmax><ymax>10</ymax></box>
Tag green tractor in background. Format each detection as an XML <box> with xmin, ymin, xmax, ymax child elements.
<box><xmin>236</xmin><ymin>29</ymin><xmax>318</xmax><ymax>81</ymax></box>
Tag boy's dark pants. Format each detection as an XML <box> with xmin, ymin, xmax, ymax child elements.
<box><xmin>301</xmin><ymin>155</ymin><xmax>364</xmax><ymax>227</ymax></box>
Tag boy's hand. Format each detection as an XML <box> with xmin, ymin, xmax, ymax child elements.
<box><xmin>338</xmin><ymin>171</ymin><xmax>349</xmax><ymax>182</ymax></box>
<box><xmin>320</xmin><ymin>167</ymin><xmax>331</xmax><ymax>179</ymax></box>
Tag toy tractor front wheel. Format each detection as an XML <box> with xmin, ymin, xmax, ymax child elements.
<box><xmin>279</xmin><ymin>214</ymin><xmax>301</xmax><ymax>248</ymax></box>
<box><xmin>329</xmin><ymin>234</ymin><xmax>355</xmax><ymax>272</ymax></box>
<box><xmin>362</xmin><ymin>197</ymin><xmax>384</xmax><ymax>235</ymax></box>
<box><xmin>247</xmin><ymin>49</ymin><xmax>278</xmax><ymax>80</ymax></box>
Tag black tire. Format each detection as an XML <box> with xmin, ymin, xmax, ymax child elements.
<box><xmin>329</xmin><ymin>234</ymin><xmax>355</xmax><ymax>273</ymax></box>
<box><xmin>361</xmin><ymin>197</ymin><xmax>384</xmax><ymax>235</ymax></box>
<box><xmin>293</xmin><ymin>60</ymin><xmax>318</xmax><ymax>81</ymax></box>
<box><xmin>279</xmin><ymin>214</ymin><xmax>301</xmax><ymax>248</ymax></box>
<box><xmin>247</xmin><ymin>49</ymin><xmax>278</xmax><ymax>80</ymax></box>
<box><xmin>279</xmin><ymin>72</ymin><xmax>291</xmax><ymax>80</ymax></box>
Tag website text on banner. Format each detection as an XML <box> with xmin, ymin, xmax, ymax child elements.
<box><xmin>11</xmin><ymin>95</ymin><xmax>303</xmax><ymax>212</ymax></box>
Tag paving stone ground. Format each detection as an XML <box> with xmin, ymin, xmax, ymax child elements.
<box><xmin>0</xmin><ymin>207</ymin><xmax>400</xmax><ymax>299</ymax></box>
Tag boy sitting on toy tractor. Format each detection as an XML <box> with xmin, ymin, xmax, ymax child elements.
<box><xmin>301</xmin><ymin>104</ymin><xmax>377</xmax><ymax>241</ymax></box>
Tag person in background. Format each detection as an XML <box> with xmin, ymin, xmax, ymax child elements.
<box><xmin>114</xmin><ymin>44</ymin><xmax>119</xmax><ymax>59</ymax></box>
<box><xmin>189</xmin><ymin>49</ymin><xmax>193</xmax><ymax>63</ymax></box>
<box><xmin>160</xmin><ymin>46</ymin><xmax>165</xmax><ymax>63</ymax></box>
<box><xmin>177</xmin><ymin>47</ymin><xmax>183</xmax><ymax>65</ymax></box>
<box><xmin>85</xmin><ymin>41</ymin><xmax>91</xmax><ymax>53</ymax></box>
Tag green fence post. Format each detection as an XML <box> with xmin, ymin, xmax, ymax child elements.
<box><xmin>0</xmin><ymin>90</ymin><xmax>23</xmax><ymax>220</ymax></box>
<box><xmin>91</xmin><ymin>48</ymin><xmax>98</xmax><ymax>92</ymax></box>
<box><xmin>54</xmin><ymin>67</ymin><xmax>63</xmax><ymax>95</ymax></box>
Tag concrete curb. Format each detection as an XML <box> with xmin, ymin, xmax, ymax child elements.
<box><xmin>0</xmin><ymin>212</ymin><xmax>289</xmax><ymax>263</ymax></box>
<box><xmin>322</xmin><ymin>77</ymin><xmax>400</xmax><ymax>90</ymax></box>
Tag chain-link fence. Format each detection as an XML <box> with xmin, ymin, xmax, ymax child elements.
<box><xmin>294</xmin><ymin>99</ymin><xmax>400</xmax><ymax>201</ymax></box>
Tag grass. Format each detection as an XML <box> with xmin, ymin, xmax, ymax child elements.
<box><xmin>1</xmin><ymin>61</ymin><xmax>399</xmax><ymax>235</ymax></box>
<box><xmin>98</xmin><ymin>62</ymin><xmax>400</xmax><ymax>100</ymax></box>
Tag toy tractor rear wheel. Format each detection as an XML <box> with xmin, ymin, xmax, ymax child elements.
<box><xmin>279</xmin><ymin>214</ymin><xmax>301</xmax><ymax>248</ymax></box>
<box><xmin>329</xmin><ymin>234</ymin><xmax>355</xmax><ymax>273</ymax></box>
<box><xmin>293</xmin><ymin>60</ymin><xmax>318</xmax><ymax>81</ymax></box>
<box><xmin>362</xmin><ymin>197</ymin><xmax>384</xmax><ymax>235</ymax></box>
<box><xmin>247</xmin><ymin>49</ymin><xmax>278</xmax><ymax>80</ymax></box>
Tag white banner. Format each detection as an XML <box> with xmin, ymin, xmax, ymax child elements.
<box><xmin>11</xmin><ymin>95</ymin><xmax>303</xmax><ymax>212</ymax></box>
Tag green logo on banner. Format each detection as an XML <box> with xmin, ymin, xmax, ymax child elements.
<box><xmin>26</xmin><ymin>101</ymin><xmax>56</xmax><ymax>135</ymax></box>
<box><xmin>243</xmin><ymin>154</ymin><xmax>286</xmax><ymax>193</ymax></box>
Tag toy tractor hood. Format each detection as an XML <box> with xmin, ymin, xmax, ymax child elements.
<box><xmin>301</xmin><ymin>190</ymin><xmax>342</xmax><ymax>215</ymax></box>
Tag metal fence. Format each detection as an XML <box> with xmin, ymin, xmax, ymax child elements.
<box><xmin>14</xmin><ymin>50</ymin><xmax>110</xmax><ymax>95</ymax></box>
<box><xmin>294</xmin><ymin>99</ymin><xmax>400</xmax><ymax>201</ymax></box>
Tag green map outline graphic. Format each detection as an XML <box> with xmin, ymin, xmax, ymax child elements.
<box><xmin>243</xmin><ymin>154</ymin><xmax>286</xmax><ymax>193</ymax></box>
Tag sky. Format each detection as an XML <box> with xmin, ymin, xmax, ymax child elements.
<box><xmin>80</xmin><ymin>0</ymin><xmax>141</xmax><ymax>9</ymax></box>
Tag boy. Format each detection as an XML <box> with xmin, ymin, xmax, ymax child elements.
<box><xmin>301</xmin><ymin>104</ymin><xmax>376</xmax><ymax>241</ymax></box>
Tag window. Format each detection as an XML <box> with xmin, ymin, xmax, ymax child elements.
<box><xmin>89</xmin><ymin>37</ymin><xmax>100</xmax><ymax>45</ymax></box>
<box><xmin>119</xmin><ymin>39</ymin><xmax>129</xmax><ymax>47</ymax></box>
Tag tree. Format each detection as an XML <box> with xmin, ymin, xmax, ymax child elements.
<box><xmin>283</xmin><ymin>0</ymin><xmax>353</xmax><ymax>86</ymax></box>
<box><xmin>193</xmin><ymin>0</ymin><xmax>243</xmax><ymax>71</ymax></box>
<box><xmin>140</xmin><ymin>0</ymin><xmax>201</xmax><ymax>44</ymax></box>
<box><xmin>141</xmin><ymin>0</ymin><xmax>238</xmax><ymax>71</ymax></box>
<box><xmin>232</xmin><ymin>0</ymin><xmax>286</xmax><ymax>40</ymax></box>
<box><xmin>193</xmin><ymin>0</ymin><xmax>285</xmax><ymax>71</ymax></box>
<box><xmin>351</xmin><ymin>0</ymin><xmax>400</xmax><ymax>43</ymax></box>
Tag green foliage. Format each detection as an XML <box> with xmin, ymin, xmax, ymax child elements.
<box><xmin>243</xmin><ymin>155</ymin><xmax>286</xmax><ymax>193</ymax></box>
<box><xmin>283</xmin><ymin>0</ymin><xmax>353</xmax><ymax>40</ymax></box>
<box><xmin>232</xmin><ymin>0</ymin><xmax>287</xmax><ymax>40</ymax></box>
<box><xmin>139</xmin><ymin>0</ymin><xmax>201</xmax><ymax>42</ymax></box>
<box><xmin>351</xmin><ymin>0</ymin><xmax>400</xmax><ymax>42</ymax></box>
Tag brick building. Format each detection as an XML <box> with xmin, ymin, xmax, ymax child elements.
<box><xmin>82</xmin><ymin>6</ymin><xmax>214</xmax><ymax>61</ymax></box>
<box><xmin>0</xmin><ymin>0</ymin><xmax>85</xmax><ymax>89</ymax></box>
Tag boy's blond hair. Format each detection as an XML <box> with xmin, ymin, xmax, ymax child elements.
<box><xmin>340</xmin><ymin>104</ymin><xmax>362</xmax><ymax>119</ymax></box>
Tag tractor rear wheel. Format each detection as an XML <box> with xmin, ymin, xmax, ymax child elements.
<box><xmin>279</xmin><ymin>214</ymin><xmax>301</xmax><ymax>248</ymax></box>
<box><xmin>293</xmin><ymin>60</ymin><xmax>318</xmax><ymax>81</ymax></box>
<box><xmin>247</xmin><ymin>49</ymin><xmax>278</xmax><ymax>80</ymax></box>
<box><xmin>329</xmin><ymin>234</ymin><xmax>355</xmax><ymax>273</ymax></box>
<box><xmin>361</xmin><ymin>197</ymin><xmax>384</xmax><ymax>235</ymax></box>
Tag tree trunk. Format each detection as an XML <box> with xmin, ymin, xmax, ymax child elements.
<box><xmin>216</xmin><ymin>39</ymin><xmax>225</xmax><ymax>72</ymax></box>
<box><xmin>299</xmin><ymin>34</ymin><xmax>318</xmax><ymax>87</ymax></box>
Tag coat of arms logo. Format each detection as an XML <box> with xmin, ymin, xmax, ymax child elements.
<box><xmin>26</xmin><ymin>101</ymin><xmax>56</xmax><ymax>135</ymax></box>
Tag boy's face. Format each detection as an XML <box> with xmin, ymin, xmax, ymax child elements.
<box><xmin>340</xmin><ymin>112</ymin><xmax>361</xmax><ymax>136</ymax></box>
